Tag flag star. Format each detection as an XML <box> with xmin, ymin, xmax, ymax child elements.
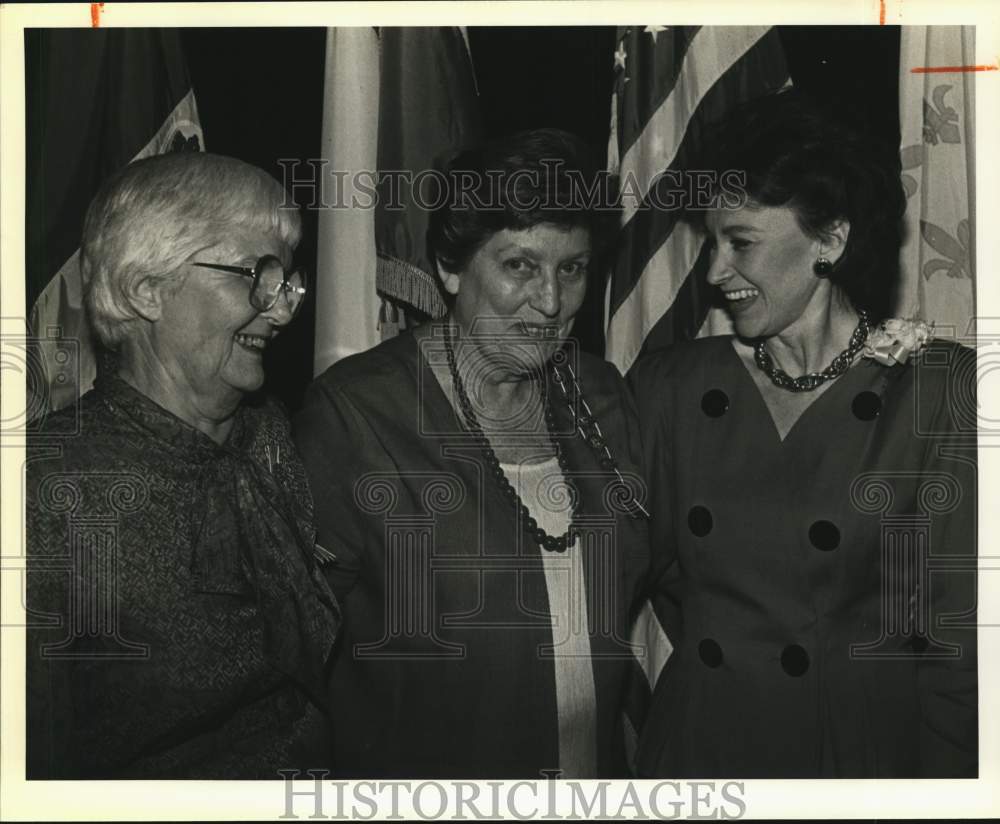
<box><xmin>614</xmin><ymin>44</ymin><xmax>627</xmax><ymax>71</ymax></box>
<box><xmin>644</xmin><ymin>25</ymin><xmax>668</xmax><ymax>43</ymax></box>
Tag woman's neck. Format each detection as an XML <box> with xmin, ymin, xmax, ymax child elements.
<box><xmin>763</xmin><ymin>292</ymin><xmax>861</xmax><ymax>376</ymax></box>
<box><xmin>118</xmin><ymin>342</ymin><xmax>239</xmax><ymax>445</ymax></box>
<box><xmin>436</xmin><ymin>320</ymin><xmax>548</xmax><ymax>437</ymax></box>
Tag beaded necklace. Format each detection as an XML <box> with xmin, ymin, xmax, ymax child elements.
<box><xmin>443</xmin><ymin>323</ymin><xmax>647</xmax><ymax>553</ymax></box>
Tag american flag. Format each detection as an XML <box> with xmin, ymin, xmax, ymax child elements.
<box><xmin>605</xmin><ymin>26</ymin><xmax>790</xmax><ymax>377</ymax></box>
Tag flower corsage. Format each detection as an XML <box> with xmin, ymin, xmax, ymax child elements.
<box><xmin>862</xmin><ymin>318</ymin><xmax>935</xmax><ymax>366</ymax></box>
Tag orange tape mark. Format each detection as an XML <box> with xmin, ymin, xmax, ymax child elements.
<box><xmin>90</xmin><ymin>3</ymin><xmax>104</xmax><ymax>27</ymax></box>
<box><xmin>879</xmin><ymin>0</ymin><xmax>886</xmax><ymax>25</ymax></box>
<box><xmin>911</xmin><ymin>64</ymin><xmax>999</xmax><ymax>73</ymax></box>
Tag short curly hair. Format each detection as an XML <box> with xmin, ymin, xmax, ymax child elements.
<box><xmin>694</xmin><ymin>88</ymin><xmax>906</xmax><ymax>322</ymax></box>
<box><xmin>428</xmin><ymin>128</ymin><xmax>616</xmax><ymax>279</ymax></box>
<box><xmin>81</xmin><ymin>152</ymin><xmax>301</xmax><ymax>348</ymax></box>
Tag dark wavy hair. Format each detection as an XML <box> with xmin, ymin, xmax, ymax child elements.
<box><xmin>695</xmin><ymin>88</ymin><xmax>905</xmax><ymax>322</ymax></box>
<box><xmin>428</xmin><ymin>128</ymin><xmax>616</xmax><ymax>278</ymax></box>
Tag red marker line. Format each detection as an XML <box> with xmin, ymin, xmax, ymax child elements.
<box><xmin>911</xmin><ymin>64</ymin><xmax>999</xmax><ymax>73</ymax></box>
<box><xmin>91</xmin><ymin>2</ymin><xmax>104</xmax><ymax>27</ymax></box>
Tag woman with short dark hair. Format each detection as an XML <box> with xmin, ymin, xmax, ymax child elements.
<box><xmin>295</xmin><ymin>129</ymin><xmax>649</xmax><ymax>778</ymax></box>
<box><xmin>631</xmin><ymin>90</ymin><xmax>977</xmax><ymax>778</ymax></box>
<box><xmin>27</xmin><ymin>152</ymin><xmax>339</xmax><ymax>778</ymax></box>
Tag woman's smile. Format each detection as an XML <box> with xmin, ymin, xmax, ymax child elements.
<box><xmin>233</xmin><ymin>331</ymin><xmax>271</xmax><ymax>352</ymax></box>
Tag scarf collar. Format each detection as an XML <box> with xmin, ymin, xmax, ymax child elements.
<box><xmin>93</xmin><ymin>367</ymin><xmax>339</xmax><ymax>707</ymax></box>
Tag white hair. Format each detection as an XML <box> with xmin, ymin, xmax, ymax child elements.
<box><xmin>81</xmin><ymin>152</ymin><xmax>302</xmax><ymax>348</ymax></box>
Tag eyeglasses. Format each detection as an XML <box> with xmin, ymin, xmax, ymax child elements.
<box><xmin>191</xmin><ymin>255</ymin><xmax>307</xmax><ymax>315</ymax></box>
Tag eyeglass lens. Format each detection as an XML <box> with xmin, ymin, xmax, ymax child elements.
<box><xmin>252</xmin><ymin>257</ymin><xmax>305</xmax><ymax>314</ymax></box>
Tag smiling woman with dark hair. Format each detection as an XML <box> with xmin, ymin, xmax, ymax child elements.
<box><xmin>631</xmin><ymin>89</ymin><xmax>977</xmax><ymax>778</ymax></box>
<box><xmin>295</xmin><ymin>128</ymin><xmax>648</xmax><ymax>778</ymax></box>
<box><xmin>26</xmin><ymin>152</ymin><xmax>339</xmax><ymax>778</ymax></box>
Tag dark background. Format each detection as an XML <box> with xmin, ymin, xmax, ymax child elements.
<box><xmin>161</xmin><ymin>27</ymin><xmax>902</xmax><ymax>410</ymax></box>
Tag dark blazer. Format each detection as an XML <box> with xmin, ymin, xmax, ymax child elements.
<box><xmin>630</xmin><ymin>336</ymin><xmax>977</xmax><ymax>778</ymax></box>
<box><xmin>295</xmin><ymin>326</ymin><xmax>650</xmax><ymax>778</ymax></box>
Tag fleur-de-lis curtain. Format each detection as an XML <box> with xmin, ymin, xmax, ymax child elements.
<box><xmin>898</xmin><ymin>26</ymin><xmax>975</xmax><ymax>340</ymax></box>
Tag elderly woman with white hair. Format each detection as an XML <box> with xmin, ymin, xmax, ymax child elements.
<box><xmin>26</xmin><ymin>152</ymin><xmax>339</xmax><ymax>778</ymax></box>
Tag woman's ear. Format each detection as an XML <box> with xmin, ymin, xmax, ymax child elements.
<box><xmin>122</xmin><ymin>274</ymin><xmax>166</xmax><ymax>323</ymax></box>
<box><xmin>818</xmin><ymin>219</ymin><xmax>851</xmax><ymax>265</ymax></box>
<box><xmin>436</xmin><ymin>257</ymin><xmax>461</xmax><ymax>297</ymax></box>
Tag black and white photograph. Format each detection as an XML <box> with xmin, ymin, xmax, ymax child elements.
<box><xmin>1</xmin><ymin>1</ymin><xmax>996</xmax><ymax>820</ymax></box>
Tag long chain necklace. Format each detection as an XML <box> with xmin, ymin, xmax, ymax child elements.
<box><xmin>443</xmin><ymin>323</ymin><xmax>647</xmax><ymax>553</ymax></box>
<box><xmin>754</xmin><ymin>310</ymin><xmax>870</xmax><ymax>392</ymax></box>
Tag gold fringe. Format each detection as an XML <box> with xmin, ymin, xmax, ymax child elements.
<box><xmin>376</xmin><ymin>255</ymin><xmax>448</xmax><ymax>319</ymax></box>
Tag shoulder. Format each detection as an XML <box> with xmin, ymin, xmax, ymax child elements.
<box><xmin>241</xmin><ymin>394</ymin><xmax>297</xmax><ymax>449</ymax></box>
<box><xmin>306</xmin><ymin>333</ymin><xmax>417</xmax><ymax>409</ymax></box>
<box><xmin>891</xmin><ymin>338</ymin><xmax>975</xmax><ymax>400</ymax></box>
<box><xmin>27</xmin><ymin>389</ymin><xmax>117</xmax><ymax>474</ymax></box>
<box><xmin>26</xmin><ymin>393</ymin><xmax>135</xmax><ymax>544</ymax></box>
<box><xmin>573</xmin><ymin>349</ymin><xmax>628</xmax><ymax>393</ymax></box>
<box><xmin>30</xmin><ymin>386</ymin><xmax>105</xmax><ymax>437</ymax></box>
<box><xmin>907</xmin><ymin>338</ymin><xmax>976</xmax><ymax>433</ymax></box>
<box><xmin>628</xmin><ymin>335</ymin><xmax>734</xmax><ymax>397</ymax></box>
<box><xmin>295</xmin><ymin>333</ymin><xmax>421</xmax><ymax>448</ymax></box>
<box><xmin>917</xmin><ymin>338</ymin><xmax>975</xmax><ymax>373</ymax></box>
<box><xmin>569</xmin><ymin>350</ymin><xmax>636</xmax><ymax>422</ymax></box>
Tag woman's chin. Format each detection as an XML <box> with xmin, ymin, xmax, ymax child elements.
<box><xmin>730</xmin><ymin>315</ymin><xmax>766</xmax><ymax>341</ymax></box>
<box><xmin>471</xmin><ymin>342</ymin><xmax>553</xmax><ymax>378</ymax></box>
<box><xmin>222</xmin><ymin>369</ymin><xmax>265</xmax><ymax>399</ymax></box>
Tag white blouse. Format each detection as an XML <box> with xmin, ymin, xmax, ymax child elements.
<box><xmin>501</xmin><ymin>456</ymin><xmax>598</xmax><ymax>779</ymax></box>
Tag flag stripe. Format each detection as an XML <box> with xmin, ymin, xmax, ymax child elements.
<box><xmin>616</xmin><ymin>26</ymin><xmax>774</xmax><ymax>230</ymax></box>
<box><xmin>606</xmin><ymin>27</ymin><xmax>790</xmax><ymax>378</ymax></box>
<box><xmin>616</xmin><ymin>26</ymin><xmax>701</xmax><ymax>160</ymax></box>
<box><xmin>630</xmin><ymin>598</ymin><xmax>675</xmax><ymax>689</ymax></box>
<box><xmin>629</xmin><ymin>246</ymin><xmax>715</xmax><ymax>366</ymax></box>
<box><xmin>610</xmin><ymin>29</ymin><xmax>789</xmax><ymax>321</ymax></box>
<box><xmin>605</xmin><ymin>222</ymin><xmax>707</xmax><ymax>374</ymax></box>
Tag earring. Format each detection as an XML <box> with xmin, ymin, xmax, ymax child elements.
<box><xmin>813</xmin><ymin>257</ymin><xmax>833</xmax><ymax>277</ymax></box>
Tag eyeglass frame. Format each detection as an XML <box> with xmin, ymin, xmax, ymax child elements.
<box><xmin>190</xmin><ymin>254</ymin><xmax>308</xmax><ymax>314</ymax></box>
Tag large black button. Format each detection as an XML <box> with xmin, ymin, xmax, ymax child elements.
<box><xmin>701</xmin><ymin>389</ymin><xmax>729</xmax><ymax>418</ymax></box>
<box><xmin>699</xmin><ymin>639</ymin><xmax>723</xmax><ymax>668</ymax></box>
<box><xmin>688</xmin><ymin>505</ymin><xmax>713</xmax><ymax>537</ymax></box>
<box><xmin>781</xmin><ymin>644</ymin><xmax>810</xmax><ymax>676</ymax></box>
<box><xmin>809</xmin><ymin>520</ymin><xmax>840</xmax><ymax>551</ymax></box>
<box><xmin>852</xmin><ymin>391</ymin><xmax>882</xmax><ymax>421</ymax></box>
